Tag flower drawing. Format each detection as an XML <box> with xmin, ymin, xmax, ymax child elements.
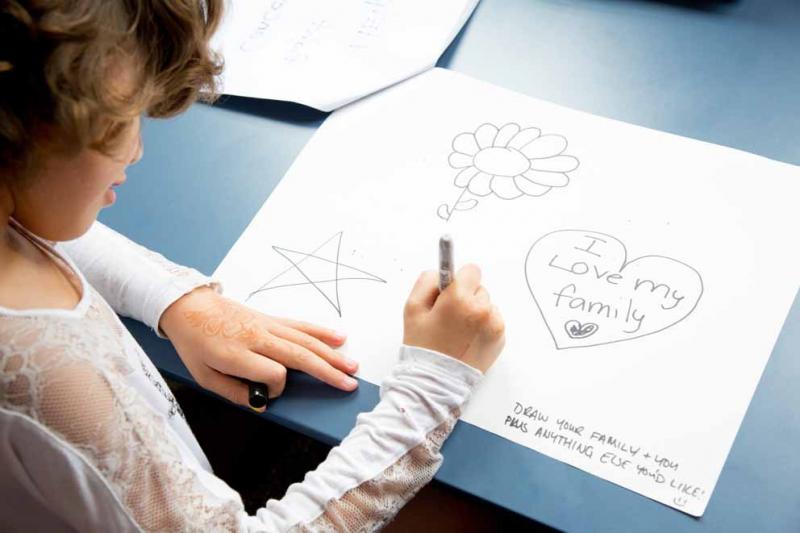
<box><xmin>437</xmin><ymin>122</ymin><xmax>580</xmax><ymax>221</ymax></box>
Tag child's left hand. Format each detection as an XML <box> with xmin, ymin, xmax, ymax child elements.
<box><xmin>159</xmin><ymin>287</ymin><xmax>359</xmax><ymax>410</ymax></box>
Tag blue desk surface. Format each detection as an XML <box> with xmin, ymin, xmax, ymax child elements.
<box><xmin>103</xmin><ymin>1</ymin><xmax>800</xmax><ymax>531</ymax></box>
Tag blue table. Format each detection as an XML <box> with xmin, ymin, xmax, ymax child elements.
<box><xmin>104</xmin><ymin>1</ymin><xmax>800</xmax><ymax>531</ymax></box>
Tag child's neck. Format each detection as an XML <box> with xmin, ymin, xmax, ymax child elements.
<box><xmin>0</xmin><ymin>187</ymin><xmax>82</xmax><ymax>311</ymax></box>
<box><xmin>0</xmin><ymin>185</ymin><xmax>16</xmax><ymax>270</ymax></box>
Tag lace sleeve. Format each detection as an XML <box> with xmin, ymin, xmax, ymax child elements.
<box><xmin>59</xmin><ymin>222</ymin><xmax>218</xmax><ymax>335</ymax></box>
<box><xmin>293</xmin><ymin>413</ymin><xmax>459</xmax><ymax>532</ymax></box>
<box><xmin>251</xmin><ymin>345</ymin><xmax>483</xmax><ymax>531</ymax></box>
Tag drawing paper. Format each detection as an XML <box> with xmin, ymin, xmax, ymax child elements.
<box><xmin>213</xmin><ymin>68</ymin><xmax>800</xmax><ymax>516</ymax></box>
<box><xmin>210</xmin><ymin>0</ymin><xmax>478</xmax><ymax>111</ymax></box>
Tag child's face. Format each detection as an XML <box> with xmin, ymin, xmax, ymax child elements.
<box><xmin>13</xmin><ymin>117</ymin><xmax>143</xmax><ymax>241</ymax></box>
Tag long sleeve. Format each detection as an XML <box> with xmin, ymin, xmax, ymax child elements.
<box><xmin>254</xmin><ymin>344</ymin><xmax>482</xmax><ymax>531</ymax></box>
<box><xmin>59</xmin><ymin>221</ymin><xmax>217</xmax><ymax>334</ymax></box>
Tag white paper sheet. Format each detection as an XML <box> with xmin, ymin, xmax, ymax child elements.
<box><xmin>210</xmin><ymin>0</ymin><xmax>478</xmax><ymax>111</ymax></box>
<box><xmin>213</xmin><ymin>68</ymin><xmax>800</xmax><ymax>516</ymax></box>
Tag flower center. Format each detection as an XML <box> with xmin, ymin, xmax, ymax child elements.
<box><xmin>473</xmin><ymin>147</ymin><xmax>531</xmax><ymax>177</ymax></box>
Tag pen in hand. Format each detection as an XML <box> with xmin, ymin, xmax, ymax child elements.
<box><xmin>439</xmin><ymin>234</ymin><xmax>454</xmax><ymax>292</ymax></box>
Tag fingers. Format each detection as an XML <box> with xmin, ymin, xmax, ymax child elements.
<box><xmin>254</xmin><ymin>334</ymin><xmax>358</xmax><ymax>392</ymax></box>
<box><xmin>484</xmin><ymin>305</ymin><xmax>506</xmax><ymax>340</ymax></box>
<box><xmin>209</xmin><ymin>348</ymin><xmax>288</xmax><ymax>398</ymax></box>
<box><xmin>454</xmin><ymin>264</ymin><xmax>482</xmax><ymax>294</ymax></box>
<box><xmin>405</xmin><ymin>270</ymin><xmax>440</xmax><ymax>312</ymax></box>
<box><xmin>195</xmin><ymin>367</ymin><xmax>267</xmax><ymax>412</ymax></box>
<box><xmin>273</xmin><ymin>324</ymin><xmax>358</xmax><ymax>374</ymax></box>
<box><xmin>475</xmin><ymin>286</ymin><xmax>491</xmax><ymax>306</ymax></box>
<box><xmin>485</xmin><ymin>305</ymin><xmax>507</xmax><ymax>353</ymax></box>
<box><xmin>273</xmin><ymin>317</ymin><xmax>347</xmax><ymax>347</ymax></box>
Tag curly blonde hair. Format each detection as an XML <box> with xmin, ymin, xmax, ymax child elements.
<box><xmin>0</xmin><ymin>0</ymin><xmax>224</xmax><ymax>180</ymax></box>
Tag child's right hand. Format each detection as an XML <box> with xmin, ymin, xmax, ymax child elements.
<box><xmin>403</xmin><ymin>264</ymin><xmax>505</xmax><ymax>373</ymax></box>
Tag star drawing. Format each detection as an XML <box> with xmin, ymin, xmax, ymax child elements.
<box><xmin>247</xmin><ymin>231</ymin><xmax>386</xmax><ymax>317</ymax></box>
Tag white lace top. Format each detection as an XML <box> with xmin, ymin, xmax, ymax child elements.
<box><xmin>0</xmin><ymin>222</ymin><xmax>483</xmax><ymax>532</ymax></box>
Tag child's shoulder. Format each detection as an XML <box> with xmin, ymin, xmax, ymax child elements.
<box><xmin>0</xmin><ymin>307</ymin><xmax>132</xmax><ymax>422</ymax></box>
<box><xmin>0</xmin><ymin>311</ymin><xmax>151</xmax><ymax>496</ymax></box>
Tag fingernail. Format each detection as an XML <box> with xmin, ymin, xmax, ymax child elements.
<box><xmin>344</xmin><ymin>356</ymin><xmax>359</xmax><ymax>370</ymax></box>
<box><xmin>250</xmin><ymin>405</ymin><xmax>266</xmax><ymax>413</ymax></box>
<box><xmin>343</xmin><ymin>376</ymin><xmax>358</xmax><ymax>389</ymax></box>
<box><xmin>334</xmin><ymin>331</ymin><xmax>347</xmax><ymax>343</ymax></box>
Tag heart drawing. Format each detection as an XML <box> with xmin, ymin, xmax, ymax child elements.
<box><xmin>525</xmin><ymin>229</ymin><xmax>703</xmax><ymax>349</ymax></box>
<box><xmin>564</xmin><ymin>320</ymin><xmax>598</xmax><ymax>339</ymax></box>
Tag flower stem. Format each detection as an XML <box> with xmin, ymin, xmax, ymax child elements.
<box><xmin>445</xmin><ymin>187</ymin><xmax>470</xmax><ymax>221</ymax></box>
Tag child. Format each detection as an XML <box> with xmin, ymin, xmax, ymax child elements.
<box><xmin>0</xmin><ymin>1</ymin><xmax>505</xmax><ymax>531</ymax></box>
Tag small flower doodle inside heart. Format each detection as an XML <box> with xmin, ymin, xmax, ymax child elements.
<box><xmin>564</xmin><ymin>320</ymin><xmax>598</xmax><ymax>339</ymax></box>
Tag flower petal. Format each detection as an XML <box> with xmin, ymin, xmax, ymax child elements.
<box><xmin>454</xmin><ymin>166</ymin><xmax>479</xmax><ymax>187</ymax></box>
<box><xmin>467</xmin><ymin>172</ymin><xmax>493</xmax><ymax>197</ymax></box>
<box><xmin>521</xmin><ymin>134</ymin><xmax>568</xmax><ymax>159</ymax></box>
<box><xmin>448</xmin><ymin>152</ymin><xmax>474</xmax><ymax>169</ymax></box>
<box><xmin>521</xmin><ymin>168</ymin><xmax>569</xmax><ymax>187</ymax></box>
<box><xmin>491</xmin><ymin>176</ymin><xmax>523</xmax><ymax>199</ymax></box>
<box><xmin>514</xmin><ymin>175</ymin><xmax>552</xmax><ymax>196</ymax></box>
<box><xmin>530</xmin><ymin>155</ymin><xmax>579</xmax><ymax>173</ymax></box>
<box><xmin>507</xmin><ymin>127</ymin><xmax>541</xmax><ymax>149</ymax></box>
<box><xmin>452</xmin><ymin>132</ymin><xmax>480</xmax><ymax>156</ymax></box>
<box><xmin>474</xmin><ymin>123</ymin><xmax>499</xmax><ymax>149</ymax></box>
<box><xmin>493</xmin><ymin>123</ymin><xmax>520</xmax><ymax>147</ymax></box>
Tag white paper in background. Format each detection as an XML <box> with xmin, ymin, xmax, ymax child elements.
<box><xmin>210</xmin><ymin>0</ymin><xmax>478</xmax><ymax>111</ymax></box>
<box><xmin>214</xmin><ymin>68</ymin><xmax>800</xmax><ymax>516</ymax></box>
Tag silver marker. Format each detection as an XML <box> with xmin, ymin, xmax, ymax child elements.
<box><xmin>439</xmin><ymin>234</ymin><xmax>454</xmax><ymax>292</ymax></box>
